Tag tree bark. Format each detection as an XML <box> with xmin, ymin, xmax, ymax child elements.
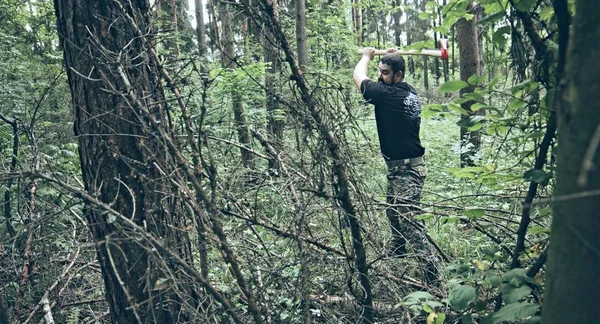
<box><xmin>159</xmin><ymin>0</ymin><xmax>180</xmax><ymax>62</ymax></box>
<box><xmin>264</xmin><ymin>2</ymin><xmax>284</xmax><ymax>172</ymax></box>
<box><xmin>432</xmin><ymin>17</ymin><xmax>440</xmax><ymax>85</ymax></box>
<box><xmin>456</xmin><ymin>1</ymin><xmax>482</xmax><ymax>167</ymax></box>
<box><xmin>53</xmin><ymin>1</ymin><xmax>193</xmax><ymax>322</ymax></box>
<box><xmin>0</xmin><ymin>114</ymin><xmax>18</xmax><ymax>237</ymax></box>
<box><xmin>195</xmin><ymin>0</ymin><xmax>207</xmax><ymax>56</ymax></box>
<box><xmin>392</xmin><ymin>0</ymin><xmax>402</xmax><ymax>47</ymax></box>
<box><xmin>543</xmin><ymin>0</ymin><xmax>600</xmax><ymax>322</ymax></box>
<box><xmin>295</xmin><ymin>0</ymin><xmax>307</xmax><ymax>69</ymax></box>
<box><xmin>423</xmin><ymin>56</ymin><xmax>429</xmax><ymax>90</ymax></box>
<box><xmin>353</xmin><ymin>0</ymin><xmax>362</xmax><ymax>45</ymax></box>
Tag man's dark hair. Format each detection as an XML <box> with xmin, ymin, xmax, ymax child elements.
<box><xmin>380</xmin><ymin>54</ymin><xmax>406</xmax><ymax>79</ymax></box>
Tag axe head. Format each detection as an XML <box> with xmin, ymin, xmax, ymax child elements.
<box><xmin>439</xmin><ymin>38</ymin><xmax>449</xmax><ymax>60</ymax></box>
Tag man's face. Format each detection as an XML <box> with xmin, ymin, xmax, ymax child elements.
<box><xmin>378</xmin><ymin>63</ymin><xmax>401</xmax><ymax>85</ymax></box>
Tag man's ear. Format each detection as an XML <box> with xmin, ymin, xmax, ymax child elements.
<box><xmin>395</xmin><ymin>71</ymin><xmax>403</xmax><ymax>82</ymax></box>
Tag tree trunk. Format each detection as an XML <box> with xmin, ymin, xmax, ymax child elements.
<box><xmin>295</xmin><ymin>0</ymin><xmax>307</xmax><ymax>69</ymax></box>
<box><xmin>543</xmin><ymin>0</ymin><xmax>600</xmax><ymax>322</ymax></box>
<box><xmin>353</xmin><ymin>0</ymin><xmax>362</xmax><ymax>45</ymax></box>
<box><xmin>456</xmin><ymin>1</ymin><xmax>482</xmax><ymax>167</ymax></box>
<box><xmin>218</xmin><ymin>0</ymin><xmax>254</xmax><ymax>167</ymax></box>
<box><xmin>392</xmin><ymin>0</ymin><xmax>402</xmax><ymax>47</ymax></box>
<box><xmin>53</xmin><ymin>1</ymin><xmax>193</xmax><ymax>322</ymax></box>
<box><xmin>474</xmin><ymin>4</ymin><xmax>484</xmax><ymax>77</ymax></box>
<box><xmin>423</xmin><ymin>56</ymin><xmax>429</xmax><ymax>90</ymax></box>
<box><xmin>432</xmin><ymin>17</ymin><xmax>440</xmax><ymax>85</ymax></box>
<box><xmin>1</xmin><ymin>115</ymin><xmax>18</xmax><ymax>237</ymax></box>
<box><xmin>439</xmin><ymin>2</ymin><xmax>448</xmax><ymax>82</ymax></box>
<box><xmin>264</xmin><ymin>0</ymin><xmax>284</xmax><ymax>171</ymax></box>
<box><xmin>160</xmin><ymin>0</ymin><xmax>180</xmax><ymax>62</ymax></box>
<box><xmin>195</xmin><ymin>0</ymin><xmax>207</xmax><ymax>56</ymax></box>
<box><xmin>451</xmin><ymin>25</ymin><xmax>455</xmax><ymax>75</ymax></box>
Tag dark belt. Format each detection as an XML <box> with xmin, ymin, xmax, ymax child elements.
<box><xmin>385</xmin><ymin>156</ymin><xmax>424</xmax><ymax>168</ymax></box>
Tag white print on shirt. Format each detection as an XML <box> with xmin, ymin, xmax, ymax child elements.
<box><xmin>403</xmin><ymin>92</ymin><xmax>421</xmax><ymax>119</ymax></box>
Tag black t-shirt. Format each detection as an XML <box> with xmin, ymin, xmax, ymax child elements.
<box><xmin>360</xmin><ymin>79</ymin><xmax>425</xmax><ymax>161</ymax></box>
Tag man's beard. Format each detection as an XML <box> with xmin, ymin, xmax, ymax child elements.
<box><xmin>379</xmin><ymin>77</ymin><xmax>394</xmax><ymax>85</ymax></box>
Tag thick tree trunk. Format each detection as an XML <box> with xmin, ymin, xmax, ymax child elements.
<box><xmin>218</xmin><ymin>0</ymin><xmax>254</xmax><ymax>167</ymax></box>
<box><xmin>456</xmin><ymin>2</ymin><xmax>482</xmax><ymax>167</ymax></box>
<box><xmin>195</xmin><ymin>0</ymin><xmax>207</xmax><ymax>56</ymax></box>
<box><xmin>53</xmin><ymin>1</ymin><xmax>192</xmax><ymax>322</ymax></box>
<box><xmin>543</xmin><ymin>0</ymin><xmax>600</xmax><ymax>322</ymax></box>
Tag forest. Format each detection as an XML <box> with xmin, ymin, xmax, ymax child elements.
<box><xmin>0</xmin><ymin>0</ymin><xmax>598</xmax><ymax>323</ymax></box>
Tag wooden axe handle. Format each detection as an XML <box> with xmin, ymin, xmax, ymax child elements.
<box><xmin>358</xmin><ymin>39</ymin><xmax>449</xmax><ymax>60</ymax></box>
<box><xmin>357</xmin><ymin>49</ymin><xmax>443</xmax><ymax>57</ymax></box>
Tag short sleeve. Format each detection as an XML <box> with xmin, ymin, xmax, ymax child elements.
<box><xmin>360</xmin><ymin>79</ymin><xmax>387</xmax><ymax>105</ymax></box>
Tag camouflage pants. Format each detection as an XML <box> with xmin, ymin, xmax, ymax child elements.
<box><xmin>386</xmin><ymin>158</ymin><xmax>440</xmax><ymax>285</ymax></box>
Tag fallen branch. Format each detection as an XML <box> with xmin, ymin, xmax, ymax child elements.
<box><xmin>310</xmin><ymin>294</ymin><xmax>399</xmax><ymax>314</ymax></box>
<box><xmin>41</xmin><ymin>296</ymin><xmax>54</xmax><ymax>324</ymax></box>
<box><xmin>23</xmin><ymin>248</ymin><xmax>81</xmax><ymax>324</ymax></box>
<box><xmin>58</xmin><ymin>298</ymin><xmax>106</xmax><ymax>310</ymax></box>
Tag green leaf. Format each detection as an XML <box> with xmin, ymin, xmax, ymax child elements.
<box><xmin>416</xmin><ymin>213</ymin><xmax>434</xmax><ymax>221</ymax></box>
<box><xmin>424</xmin><ymin>300</ymin><xmax>445</xmax><ymax>308</ymax></box>
<box><xmin>470</xmin><ymin>103</ymin><xmax>497</xmax><ymax>113</ymax></box>
<box><xmin>508</xmin><ymin>98</ymin><xmax>528</xmax><ymax>112</ymax></box>
<box><xmin>440</xmin><ymin>216</ymin><xmax>461</xmax><ymax>224</ymax></box>
<box><xmin>435</xmin><ymin>313</ymin><xmax>446</xmax><ymax>324</ymax></box>
<box><xmin>490</xmin><ymin>302</ymin><xmax>539</xmax><ymax>323</ymax></box>
<box><xmin>427</xmin><ymin>311</ymin><xmax>446</xmax><ymax>324</ymax></box>
<box><xmin>439</xmin><ymin>80</ymin><xmax>469</xmax><ymax>93</ymax></box>
<box><xmin>462</xmin><ymin>208</ymin><xmax>485</xmax><ymax>219</ymax></box>
<box><xmin>485</xmin><ymin>275</ymin><xmax>502</xmax><ymax>288</ymax></box>
<box><xmin>461</xmin><ymin>314</ymin><xmax>473</xmax><ymax>324</ymax></box>
<box><xmin>511</xmin><ymin>79</ymin><xmax>532</xmax><ymax>93</ymax></box>
<box><xmin>448</xmin><ymin>103</ymin><xmax>470</xmax><ymax>116</ymax></box>
<box><xmin>502</xmin><ymin>268</ymin><xmax>527</xmax><ymax>283</ymax></box>
<box><xmin>406</xmin><ymin>291</ymin><xmax>435</xmax><ymax>301</ymax></box>
<box><xmin>467</xmin><ymin>122</ymin><xmax>483</xmax><ymax>132</ymax></box>
<box><xmin>447</xmin><ymin>167</ymin><xmax>485</xmax><ymax>178</ymax></box>
<box><xmin>449</xmin><ymin>285</ymin><xmax>477</xmax><ymax>311</ymax></box>
<box><xmin>492</xmin><ymin>25</ymin><xmax>511</xmax><ymax>46</ymax></box>
<box><xmin>463</xmin><ymin>92</ymin><xmax>484</xmax><ymax>102</ymax></box>
<box><xmin>523</xmin><ymin>169</ymin><xmax>551</xmax><ymax>185</ymax></box>
<box><xmin>504</xmin><ymin>286</ymin><xmax>532</xmax><ymax>303</ymax></box>
<box><xmin>543</xmin><ymin>89</ymin><xmax>555</xmax><ymax>110</ymax></box>
<box><xmin>512</xmin><ymin>0</ymin><xmax>536</xmax><ymax>11</ymax></box>
<box><xmin>405</xmin><ymin>40</ymin><xmax>431</xmax><ymax>51</ymax></box>
<box><xmin>468</xmin><ymin>74</ymin><xmax>485</xmax><ymax>86</ymax></box>
<box><xmin>419</xmin><ymin>11</ymin><xmax>433</xmax><ymax>19</ymax></box>
<box><xmin>477</xmin><ymin>10</ymin><xmax>505</xmax><ymax>25</ymax></box>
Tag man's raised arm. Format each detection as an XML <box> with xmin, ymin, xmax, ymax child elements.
<box><xmin>353</xmin><ymin>48</ymin><xmax>375</xmax><ymax>90</ymax></box>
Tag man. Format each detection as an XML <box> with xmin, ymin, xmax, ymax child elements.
<box><xmin>353</xmin><ymin>48</ymin><xmax>439</xmax><ymax>285</ymax></box>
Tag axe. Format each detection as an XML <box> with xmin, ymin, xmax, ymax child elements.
<box><xmin>357</xmin><ymin>38</ymin><xmax>449</xmax><ymax>60</ymax></box>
